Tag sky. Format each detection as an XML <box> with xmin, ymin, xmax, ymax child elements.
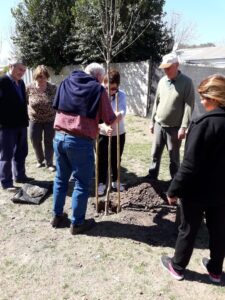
<box><xmin>164</xmin><ymin>0</ymin><xmax>225</xmax><ymax>45</ymax></box>
<box><xmin>0</xmin><ymin>0</ymin><xmax>19</xmax><ymax>64</ymax></box>
<box><xmin>1</xmin><ymin>0</ymin><xmax>225</xmax><ymax>64</ymax></box>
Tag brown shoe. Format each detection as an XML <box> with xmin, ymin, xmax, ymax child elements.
<box><xmin>51</xmin><ymin>212</ymin><xmax>68</xmax><ymax>228</ymax></box>
<box><xmin>70</xmin><ymin>219</ymin><xmax>96</xmax><ymax>235</ymax></box>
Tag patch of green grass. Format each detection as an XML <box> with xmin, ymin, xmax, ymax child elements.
<box><xmin>122</xmin><ymin>115</ymin><xmax>185</xmax><ymax>181</ymax></box>
<box><xmin>133</xmin><ymin>262</ymin><xmax>148</xmax><ymax>274</ymax></box>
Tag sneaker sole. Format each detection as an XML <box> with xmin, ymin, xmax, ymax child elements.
<box><xmin>161</xmin><ymin>257</ymin><xmax>184</xmax><ymax>281</ymax></box>
<box><xmin>201</xmin><ymin>258</ymin><xmax>221</xmax><ymax>283</ymax></box>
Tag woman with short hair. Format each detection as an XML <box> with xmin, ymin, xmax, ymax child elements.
<box><xmin>98</xmin><ymin>69</ymin><xmax>126</xmax><ymax>195</ymax></box>
<box><xmin>26</xmin><ymin>65</ymin><xmax>57</xmax><ymax>171</ymax></box>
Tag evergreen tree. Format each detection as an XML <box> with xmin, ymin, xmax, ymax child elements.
<box><xmin>71</xmin><ymin>0</ymin><xmax>173</xmax><ymax>65</ymax></box>
<box><xmin>12</xmin><ymin>0</ymin><xmax>75</xmax><ymax>73</ymax></box>
<box><xmin>12</xmin><ymin>0</ymin><xmax>173</xmax><ymax>72</ymax></box>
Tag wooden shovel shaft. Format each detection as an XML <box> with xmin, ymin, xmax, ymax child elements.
<box><xmin>116</xmin><ymin>92</ymin><xmax>121</xmax><ymax>212</ymax></box>
<box><xmin>95</xmin><ymin>134</ymin><xmax>99</xmax><ymax>212</ymax></box>
<box><xmin>105</xmin><ymin>68</ymin><xmax>111</xmax><ymax>215</ymax></box>
<box><xmin>105</xmin><ymin>135</ymin><xmax>112</xmax><ymax>215</ymax></box>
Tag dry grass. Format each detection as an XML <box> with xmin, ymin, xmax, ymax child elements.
<box><xmin>0</xmin><ymin>115</ymin><xmax>224</xmax><ymax>300</ymax></box>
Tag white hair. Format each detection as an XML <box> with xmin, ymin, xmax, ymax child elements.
<box><xmin>84</xmin><ymin>62</ymin><xmax>105</xmax><ymax>79</ymax></box>
<box><xmin>8</xmin><ymin>56</ymin><xmax>25</xmax><ymax>66</ymax></box>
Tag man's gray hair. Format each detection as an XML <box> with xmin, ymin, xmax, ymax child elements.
<box><xmin>8</xmin><ymin>56</ymin><xmax>25</xmax><ymax>66</ymax></box>
<box><xmin>84</xmin><ymin>62</ymin><xmax>105</xmax><ymax>78</ymax></box>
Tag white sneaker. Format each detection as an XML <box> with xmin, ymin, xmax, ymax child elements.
<box><xmin>47</xmin><ymin>166</ymin><xmax>56</xmax><ymax>172</ymax></box>
<box><xmin>112</xmin><ymin>181</ymin><xmax>124</xmax><ymax>192</ymax></box>
<box><xmin>36</xmin><ymin>162</ymin><xmax>44</xmax><ymax>168</ymax></box>
<box><xmin>98</xmin><ymin>183</ymin><xmax>106</xmax><ymax>196</ymax></box>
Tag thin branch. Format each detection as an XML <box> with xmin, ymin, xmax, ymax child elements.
<box><xmin>111</xmin><ymin>6</ymin><xmax>142</xmax><ymax>50</ymax></box>
<box><xmin>112</xmin><ymin>20</ymin><xmax>152</xmax><ymax>58</ymax></box>
<box><xmin>93</xmin><ymin>37</ymin><xmax>107</xmax><ymax>61</ymax></box>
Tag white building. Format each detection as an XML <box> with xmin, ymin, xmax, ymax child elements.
<box><xmin>177</xmin><ymin>46</ymin><xmax>225</xmax><ymax>68</ymax></box>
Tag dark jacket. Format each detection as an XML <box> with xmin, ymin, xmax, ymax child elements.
<box><xmin>53</xmin><ymin>71</ymin><xmax>103</xmax><ymax>119</ymax></box>
<box><xmin>0</xmin><ymin>75</ymin><xmax>29</xmax><ymax>128</ymax></box>
<box><xmin>167</xmin><ymin>106</ymin><xmax>225</xmax><ymax>206</ymax></box>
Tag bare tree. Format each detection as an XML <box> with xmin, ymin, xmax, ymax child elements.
<box><xmin>97</xmin><ymin>1</ymin><xmax>154</xmax><ymax>71</ymax></box>
<box><xmin>74</xmin><ymin>0</ymin><xmax>169</xmax><ymax>213</ymax></box>
<box><xmin>74</xmin><ymin>0</ymin><xmax>168</xmax><ymax>70</ymax></box>
<box><xmin>165</xmin><ymin>11</ymin><xmax>199</xmax><ymax>50</ymax></box>
<box><xmin>76</xmin><ymin>0</ymin><xmax>162</xmax><ymax>213</ymax></box>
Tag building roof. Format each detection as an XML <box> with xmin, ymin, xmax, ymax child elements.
<box><xmin>176</xmin><ymin>46</ymin><xmax>225</xmax><ymax>67</ymax></box>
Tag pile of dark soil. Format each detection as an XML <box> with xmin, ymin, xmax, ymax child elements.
<box><xmin>120</xmin><ymin>182</ymin><xmax>167</xmax><ymax>210</ymax></box>
<box><xmin>96</xmin><ymin>179</ymin><xmax>171</xmax><ymax>213</ymax></box>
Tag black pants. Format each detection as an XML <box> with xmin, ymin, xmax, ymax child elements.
<box><xmin>172</xmin><ymin>199</ymin><xmax>225</xmax><ymax>275</ymax></box>
<box><xmin>98</xmin><ymin>133</ymin><xmax>125</xmax><ymax>184</ymax></box>
<box><xmin>29</xmin><ymin>120</ymin><xmax>55</xmax><ymax>166</ymax></box>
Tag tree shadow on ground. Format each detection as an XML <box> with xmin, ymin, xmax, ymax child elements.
<box><xmin>85</xmin><ymin>166</ymin><xmax>171</xmax><ymax>198</ymax></box>
<box><xmin>67</xmin><ymin>166</ymin><xmax>141</xmax><ymax>198</ymax></box>
<box><xmin>185</xmin><ymin>269</ymin><xmax>225</xmax><ymax>286</ymax></box>
<box><xmin>83</xmin><ymin>207</ymin><xmax>209</xmax><ymax>250</ymax></box>
<box><xmin>65</xmin><ymin>167</ymin><xmax>209</xmax><ymax>250</ymax></box>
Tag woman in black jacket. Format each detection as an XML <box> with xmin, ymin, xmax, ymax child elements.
<box><xmin>161</xmin><ymin>74</ymin><xmax>225</xmax><ymax>283</ymax></box>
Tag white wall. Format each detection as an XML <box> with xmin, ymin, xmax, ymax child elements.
<box><xmin>180</xmin><ymin>64</ymin><xmax>225</xmax><ymax>118</ymax></box>
<box><xmin>23</xmin><ymin>68</ymin><xmax>33</xmax><ymax>85</ymax></box>
<box><xmin>9</xmin><ymin>61</ymin><xmax>225</xmax><ymax>119</ymax></box>
<box><xmin>49</xmin><ymin>61</ymin><xmax>150</xmax><ymax>117</ymax></box>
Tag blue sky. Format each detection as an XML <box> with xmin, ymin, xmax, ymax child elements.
<box><xmin>0</xmin><ymin>0</ymin><xmax>19</xmax><ymax>63</ymax></box>
<box><xmin>1</xmin><ymin>0</ymin><xmax>225</xmax><ymax>63</ymax></box>
<box><xmin>164</xmin><ymin>0</ymin><xmax>225</xmax><ymax>44</ymax></box>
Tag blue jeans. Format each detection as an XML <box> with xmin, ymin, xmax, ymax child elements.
<box><xmin>53</xmin><ymin>132</ymin><xmax>94</xmax><ymax>225</ymax></box>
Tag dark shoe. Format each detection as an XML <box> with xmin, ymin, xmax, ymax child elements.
<box><xmin>161</xmin><ymin>255</ymin><xmax>184</xmax><ymax>281</ymax></box>
<box><xmin>144</xmin><ymin>173</ymin><xmax>157</xmax><ymax>180</ymax></box>
<box><xmin>70</xmin><ymin>218</ymin><xmax>96</xmax><ymax>235</ymax></box>
<box><xmin>36</xmin><ymin>162</ymin><xmax>45</xmax><ymax>168</ymax></box>
<box><xmin>51</xmin><ymin>212</ymin><xmax>68</xmax><ymax>228</ymax></box>
<box><xmin>201</xmin><ymin>257</ymin><xmax>221</xmax><ymax>283</ymax></box>
<box><xmin>15</xmin><ymin>176</ymin><xmax>34</xmax><ymax>183</ymax></box>
<box><xmin>2</xmin><ymin>185</ymin><xmax>20</xmax><ymax>192</ymax></box>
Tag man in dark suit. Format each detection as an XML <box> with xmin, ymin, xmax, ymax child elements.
<box><xmin>0</xmin><ymin>58</ymin><xmax>33</xmax><ymax>191</ymax></box>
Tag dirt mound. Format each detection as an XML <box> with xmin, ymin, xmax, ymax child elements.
<box><xmin>96</xmin><ymin>180</ymin><xmax>170</xmax><ymax>213</ymax></box>
<box><xmin>121</xmin><ymin>182</ymin><xmax>166</xmax><ymax>210</ymax></box>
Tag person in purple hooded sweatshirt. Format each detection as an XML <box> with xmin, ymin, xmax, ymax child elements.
<box><xmin>51</xmin><ymin>63</ymin><xmax>122</xmax><ymax>235</ymax></box>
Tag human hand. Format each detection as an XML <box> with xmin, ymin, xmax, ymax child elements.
<box><xmin>167</xmin><ymin>196</ymin><xmax>178</xmax><ymax>205</ymax></box>
<box><xmin>178</xmin><ymin>127</ymin><xmax>186</xmax><ymax>140</ymax></box>
<box><xmin>105</xmin><ymin>125</ymin><xmax>113</xmax><ymax>136</ymax></box>
<box><xmin>115</xmin><ymin>111</ymin><xmax>122</xmax><ymax>122</ymax></box>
